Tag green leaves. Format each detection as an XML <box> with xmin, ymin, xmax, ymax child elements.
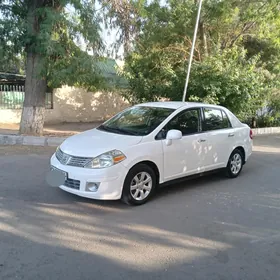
<box><xmin>187</xmin><ymin>48</ymin><xmax>268</xmax><ymax>117</ymax></box>
<box><xmin>100</xmin><ymin>0</ymin><xmax>146</xmax><ymax>56</ymax></box>
<box><xmin>0</xmin><ymin>0</ymin><xmax>104</xmax><ymax>90</ymax></box>
<box><xmin>47</xmin><ymin>46</ymin><xmax>105</xmax><ymax>91</ymax></box>
<box><xmin>124</xmin><ymin>0</ymin><xmax>280</xmax><ymax>120</ymax></box>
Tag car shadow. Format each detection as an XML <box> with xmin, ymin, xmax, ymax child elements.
<box><xmin>155</xmin><ymin>171</ymin><xmax>225</xmax><ymax>200</ymax></box>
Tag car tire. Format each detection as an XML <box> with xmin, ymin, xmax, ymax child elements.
<box><xmin>121</xmin><ymin>164</ymin><xmax>157</xmax><ymax>206</ymax></box>
<box><xmin>225</xmin><ymin>149</ymin><xmax>244</xmax><ymax>178</ymax></box>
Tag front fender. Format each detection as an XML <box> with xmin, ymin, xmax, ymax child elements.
<box><xmin>121</xmin><ymin>141</ymin><xmax>164</xmax><ymax>183</ymax></box>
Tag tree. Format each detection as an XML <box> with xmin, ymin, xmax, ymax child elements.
<box><xmin>126</xmin><ymin>45</ymin><xmax>271</xmax><ymax>116</ymax></box>
<box><xmin>123</xmin><ymin>0</ymin><xmax>280</xmax><ymax>119</ymax></box>
<box><xmin>0</xmin><ymin>0</ymin><xmax>104</xmax><ymax>135</ymax></box>
<box><xmin>100</xmin><ymin>0</ymin><xmax>146</xmax><ymax>57</ymax></box>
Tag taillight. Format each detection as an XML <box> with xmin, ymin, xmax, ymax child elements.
<box><xmin>250</xmin><ymin>129</ymin><xmax>253</xmax><ymax>139</ymax></box>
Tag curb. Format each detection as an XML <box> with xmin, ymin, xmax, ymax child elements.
<box><xmin>252</xmin><ymin>127</ymin><xmax>280</xmax><ymax>135</ymax></box>
<box><xmin>0</xmin><ymin>134</ymin><xmax>66</xmax><ymax>147</ymax></box>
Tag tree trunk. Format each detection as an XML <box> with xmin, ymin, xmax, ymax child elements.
<box><xmin>19</xmin><ymin>0</ymin><xmax>47</xmax><ymax>136</ymax></box>
<box><xmin>123</xmin><ymin>28</ymin><xmax>131</xmax><ymax>58</ymax></box>
<box><xmin>194</xmin><ymin>0</ymin><xmax>208</xmax><ymax>59</ymax></box>
<box><xmin>19</xmin><ymin>52</ymin><xmax>47</xmax><ymax>135</ymax></box>
<box><xmin>199</xmin><ymin>20</ymin><xmax>208</xmax><ymax>58</ymax></box>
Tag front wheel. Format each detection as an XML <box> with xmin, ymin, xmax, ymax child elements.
<box><xmin>121</xmin><ymin>164</ymin><xmax>157</xmax><ymax>206</ymax></box>
<box><xmin>225</xmin><ymin>149</ymin><xmax>244</xmax><ymax>178</ymax></box>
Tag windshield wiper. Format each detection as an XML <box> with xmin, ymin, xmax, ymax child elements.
<box><xmin>98</xmin><ymin>125</ymin><xmax>140</xmax><ymax>136</ymax></box>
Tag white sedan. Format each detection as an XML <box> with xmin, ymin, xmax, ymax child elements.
<box><xmin>47</xmin><ymin>102</ymin><xmax>253</xmax><ymax>205</ymax></box>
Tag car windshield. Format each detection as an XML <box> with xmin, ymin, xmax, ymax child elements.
<box><xmin>97</xmin><ymin>106</ymin><xmax>175</xmax><ymax>136</ymax></box>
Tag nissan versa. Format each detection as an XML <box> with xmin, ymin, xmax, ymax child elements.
<box><xmin>47</xmin><ymin>102</ymin><xmax>253</xmax><ymax>205</ymax></box>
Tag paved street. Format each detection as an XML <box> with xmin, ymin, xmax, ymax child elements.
<box><xmin>0</xmin><ymin>135</ymin><xmax>280</xmax><ymax>280</ymax></box>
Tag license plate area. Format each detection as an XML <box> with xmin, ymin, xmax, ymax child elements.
<box><xmin>46</xmin><ymin>166</ymin><xmax>68</xmax><ymax>187</ymax></box>
<box><xmin>50</xmin><ymin>165</ymin><xmax>68</xmax><ymax>180</ymax></box>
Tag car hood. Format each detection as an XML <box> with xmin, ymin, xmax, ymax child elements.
<box><xmin>59</xmin><ymin>128</ymin><xmax>143</xmax><ymax>157</ymax></box>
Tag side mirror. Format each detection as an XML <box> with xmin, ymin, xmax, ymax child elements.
<box><xmin>166</xmin><ymin>129</ymin><xmax>182</xmax><ymax>146</ymax></box>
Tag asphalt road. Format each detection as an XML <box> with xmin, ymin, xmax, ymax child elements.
<box><xmin>0</xmin><ymin>135</ymin><xmax>280</xmax><ymax>280</ymax></box>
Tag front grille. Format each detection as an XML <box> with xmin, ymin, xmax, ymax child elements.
<box><xmin>64</xmin><ymin>178</ymin><xmax>80</xmax><ymax>190</ymax></box>
<box><xmin>56</xmin><ymin>148</ymin><xmax>92</xmax><ymax>167</ymax></box>
<box><xmin>56</xmin><ymin>148</ymin><xmax>70</xmax><ymax>165</ymax></box>
<box><xmin>67</xmin><ymin>156</ymin><xmax>92</xmax><ymax>167</ymax></box>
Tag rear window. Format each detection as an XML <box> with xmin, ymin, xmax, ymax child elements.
<box><xmin>203</xmin><ymin>108</ymin><xmax>231</xmax><ymax>131</ymax></box>
<box><xmin>226</xmin><ymin>110</ymin><xmax>241</xmax><ymax>127</ymax></box>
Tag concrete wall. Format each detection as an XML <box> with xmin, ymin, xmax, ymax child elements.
<box><xmin>0</xmin><ymin>109</ymin><xmax>21</xmax><ymax>124</ymax></box>
<box><xmin>0</xmin><ymin>86</ymin><xmax>130</xmax><ymax>124</ymax></box>
<box><xmin>252</xmin><ymin>127</ymin><xmax>280</xmax><ymax>135</ymax></box>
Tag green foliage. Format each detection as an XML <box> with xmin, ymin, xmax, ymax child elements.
<box><xmin>243</xmin><ymin>37</ymin><xmax>280</xmax><ymax>74</ymax></box>
<box><xmin>244</xmin><ymin>89</ymin><xmax>280</xmax><ymax>127</ymax></box>
<box><xmin>126</xmin><ymin>46</ymin><xmax>271</xmax><ymax>117</ymax></box>
<box><xmin>255</xmin><ymin>116</ymin><xmax>280</xmax><ymax>128</ymax></box>
<box><xmin>100</xmin><ymin>0</ymin><xmax>147</xmax><ymax>57</ymax></box>
<box><xmin>204</xmin><ymin>0</ymin><xmax>280</xmax><ymax>48</ymax></box>
<box><xmin>187</xmin><ymin>48</ymin><xmax>272</xmax><ymax>119</ymax></box>
<box><xmin>266</xmin><ymin>90</ymin><xmax>280</xmax><ymax>119</ymax></box>
<box><xmin>124</xmin><ymin>0</ymin><xmax>280</xmax><ymax>119</ymax></box>
<box><xmin>0</xmin><ymin>0</ymin><xmax>105</xmax><ymax>89</ymax></box>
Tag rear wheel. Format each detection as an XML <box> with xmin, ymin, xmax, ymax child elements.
<box><xmin>225</xmin><ymin>149</ymin><xmax>244</xmax><ymax>178</ymax></box>
<box><xmin>121</xmin><ymin>164</ymin><xmax>157</xmax><ymax>206</ymax></box>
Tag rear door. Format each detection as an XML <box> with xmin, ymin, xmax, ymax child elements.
<box><xmin>201</xmin><ymin>107</ymin><xmax>235</xmax><ymax>170</ymax></box>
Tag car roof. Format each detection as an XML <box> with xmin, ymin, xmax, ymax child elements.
<box><xmin>136</xmin><ymin>101</ymin><xmax>225</xmax><ymax>110</ymax></box>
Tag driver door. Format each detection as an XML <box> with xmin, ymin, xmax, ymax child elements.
<box><xmin>160</xmin><ymin>108</ymin><xmax>207</xmax><ymax>181</ymax></box>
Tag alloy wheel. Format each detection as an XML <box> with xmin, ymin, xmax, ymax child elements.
<box><xmin>130</xmin><ymin>172</ymin><xmax>153</xmax><ymax>201</ymax></box>
<box><xmin>230</xmin><ymin>153</ymin><xmax>242</xmax><ymax>175</ymax></box>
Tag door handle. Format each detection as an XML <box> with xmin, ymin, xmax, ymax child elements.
<box><xmin>198</xmin><ymin>139</ymin><xmax>206</xmax><ymax>143</ymax></box>
<box><xmin>228</xmin><ymin>133</ymin><xmax>235</xmax><ymax>137</ymax></box>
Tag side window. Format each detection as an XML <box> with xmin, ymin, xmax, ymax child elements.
<box><xmin>164</xmin><ymin>109</ymin><xmax>200</xmax><ymax>136</ymax></box>
<box><xmin>222</xmin><ymin>111</ymin><xmax>232</xmax><ymax>128</ymax></box>
<box><xmin>203</xmin><ymin>108</ymin><xmax>227</xmax><ymax>131</ymax></box>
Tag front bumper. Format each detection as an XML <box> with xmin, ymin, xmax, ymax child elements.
<box><xmin>49</xmin><ymin>154</ymin><xmax>128</xmax><ymax>200</ymax></box>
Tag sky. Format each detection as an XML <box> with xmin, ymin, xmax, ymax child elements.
<box><xmin>95</xmin><ymin>0</ymin><xmax>167</xmax><ymax>59</ymax></box>
<box><xmin>65</xmin><ymin>1</ymin><xmax>124</xmax><ymax>59</ymax></box>
<box><xmin>96</xmin><ymin>2</ymin><xmax>123</xmax><ymax>58</ymax></box>
<box><xmin>0</xmin><ymin>0</ymin><xmax>167</xmax><ymax>60</ymax></box>
<box><xmin>0</xmin><ymin>2</ymin><xmax>123</xmax><ymax>59</ymax></box>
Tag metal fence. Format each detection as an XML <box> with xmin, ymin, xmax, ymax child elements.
<box><xmin>0</xmin><ymin>84</ymin><xmax>53</xmax><ymax>109</ymax></box>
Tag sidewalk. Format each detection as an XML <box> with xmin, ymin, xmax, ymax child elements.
<box><xmin>0</xmin><ymin>122</ymin><xmax>103</xmax><ymax>137</ymax></box>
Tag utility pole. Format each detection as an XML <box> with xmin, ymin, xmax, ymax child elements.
<box><xmin>182</xmin><ymin>0</ymin><xmax>203</xmax><ymax>102</ymax></box>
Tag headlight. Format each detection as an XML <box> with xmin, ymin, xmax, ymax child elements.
<box><xmin>85</xmin><ymin>150</ymin><xmax>126</xmax><ymax>169</ymax></box>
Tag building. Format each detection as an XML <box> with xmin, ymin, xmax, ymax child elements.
<box><xmin>0</xmin><ymin>59</ymin><xmax>130</xmax><ymax>124</ymax></box>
